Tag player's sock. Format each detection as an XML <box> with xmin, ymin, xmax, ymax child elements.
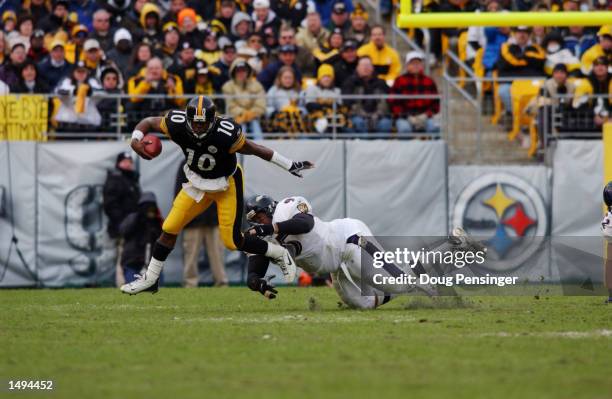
<box><xmin>240</xmin><ymin>235</ymin><xmax>268</xmax><ymax>255</ymax></box>
<box><xmin>265</xmin><ymin>242</ymin><xmax>286</xmax><ymax>259</ymax></box>
<box><xmin>147</xmin><ymin>241</ymin><xmax>173</xmax><ymax>278</ymax></box>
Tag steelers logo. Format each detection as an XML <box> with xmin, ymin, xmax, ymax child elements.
<box><xmin>208</xmin><ymin>145</ymin><xmax>217</xmax><ymax>154</ymax></box>
<box><xmin>452</xmin><ymin>173</ymin><xmax>548</xmax><ymax>272</ymax></box>
<box><xmin>297</xmin><ymin>203</ymin><xmax>309</xmax><ymax>213</ymax></box>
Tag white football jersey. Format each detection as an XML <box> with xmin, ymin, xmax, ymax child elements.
<box><xmin>272</xmin><ymin>196</ymin><xmax>371</xmax><ymax>273</ymax></box>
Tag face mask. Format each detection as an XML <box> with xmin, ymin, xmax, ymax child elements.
<box><xmin>547</xmin><ymin>43</ymin><xmax>561</xmax><ymax>54</ymax></box>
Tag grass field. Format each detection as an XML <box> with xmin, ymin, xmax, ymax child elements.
<box><xmin>0</xmin><ymin>287</ymin><xmax>611</xmax><ymax>399</ymax></box>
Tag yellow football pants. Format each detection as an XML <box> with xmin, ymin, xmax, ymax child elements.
<box><xmin>162</xmin><ymin>165</ymin><xmax>245</xmax><ymax>251</ymax></box>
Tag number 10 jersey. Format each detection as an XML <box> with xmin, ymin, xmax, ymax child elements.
<box><xmin>160</xmin><ymin>109</ymin><xmax>246</xmax><ymax>180</ymax></box>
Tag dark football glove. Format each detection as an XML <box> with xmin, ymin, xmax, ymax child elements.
<box><xmin>289</xmin><ymin>161</ymin><xmax>315</xmax><ymax>178</ymax></box>
<box><xmin>257</xmin><ymin>275</ymin><xmax>278</xmax><ymax>299</ymax></box>
<box><xmin>247</xmin><ymin>223</ymin><xmax>274</xmax><ymax>237</ymax></box>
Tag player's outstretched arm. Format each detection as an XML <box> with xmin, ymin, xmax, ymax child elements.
<box><xmin>248</xmin><ymin>213</ymin><xmax>315</xmax><ymax>237</ymax></box>
<box><xmin>130</xmin><ymin>116</ymin><xmax>164</xmax><ymax>160</ymax></box>
<box><xmin>238</xmin><ymin>139</ymin><xmax>315</xmax><ymax>177</ymax></box>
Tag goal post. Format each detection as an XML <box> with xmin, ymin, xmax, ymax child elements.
<box><xmin>398</xmin><ymin>0</ymin><xmax>612</xmax><ymax>28</ymax></box>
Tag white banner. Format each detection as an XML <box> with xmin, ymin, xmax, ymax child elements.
<box><xmin>0</xmin><ymin>142</ymin><xmax>37</xmax><ymax>287</ymax></box>
<box><xmin>346</xmin><ymin>140</ymin><xmax>448</xmax><ymax>236</ymax></box>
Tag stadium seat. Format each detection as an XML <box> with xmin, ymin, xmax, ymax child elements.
<box><xmin>508</xmin><ymin>79</ymin><xmax>543</xmax><ymax>142</ymax></box>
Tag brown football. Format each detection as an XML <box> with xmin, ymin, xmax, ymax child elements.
<box><xmin>142</xmin><ymin>134</ymin><xmax>162</xmax><ymax>158</ymax></box>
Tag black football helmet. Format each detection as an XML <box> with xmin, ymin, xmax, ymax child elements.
<box><xmin>245</xmin><ymin>195</ymin><xmax>277</xmax><ymax>223</ymax></box>
<box><xmin>185</xmin><ymin>95</ymin><xmax>216</xmax><ymax>139</ymax></box>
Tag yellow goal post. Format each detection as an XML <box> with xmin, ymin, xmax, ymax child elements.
<box><xmin>398</xmin><ymin>0</ymin><xmax>612</xmax><ymax>28</ymax></box>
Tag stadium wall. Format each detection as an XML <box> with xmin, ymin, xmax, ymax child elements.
<box><xmin>0</xmin><ymin>140</ymin><xmax>605</xmax><ymax>287</ymax></box>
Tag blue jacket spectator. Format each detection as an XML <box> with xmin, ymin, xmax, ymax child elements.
<box><xmin>563</xmin><ymin>27</ymin><xmax>597</xmax><ymax>58</ymax></box>
<box><xmin>315</xmin><ymin>0</ymin><xmax>353</xmax><ymax>27</ymax></box>
<box><xmin>483</xmin><ymin>27</ymin><xmax>509</xmax><ymax>71</ymax></box>
<box><xmin>37</xmin><ymin>40</ymin><xmax>73</xmax><ymax>90</ymax></box>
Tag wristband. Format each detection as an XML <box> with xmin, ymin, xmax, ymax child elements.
<box><xmin>270</xmin><ymin>151</ymin><xmax>293</xmax><ymax>171</ymax></box>
<box><xmin>131</xmin><ymin>130</ymin><xmax>144</xmax><ymax>141</ymax></box>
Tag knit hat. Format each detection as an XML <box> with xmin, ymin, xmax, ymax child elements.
<box><xmin>177</xmin><ymin>8</ymin><xmax>197</xmax><ymax>28</ymax></box>
<box><xmin>351</xmin><ymin>3</ymin><xmax>369</xmax><ymax>21</ymax></box>
<box><xmin>71</xmin><ymin>24</ymin><xmax>89</xmax><ymax>37</ymax></box>
<box><xmin>317</xmin><ymin>63</ymin><xmax>334</xmax><ymax>80</ymax></box>
<box><xmin>113</xmin><ymin>28</ymin><xmax>132</xmax><ymax>45</ymax></box>
<box><xmin>116</xmin><ymin>151</ymin><xmax>133</xmax><ymax>166</ymax></box>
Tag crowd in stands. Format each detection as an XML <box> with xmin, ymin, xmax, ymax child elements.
<box><xmin>441</xmin><ymin>0</ymin><xmax>611</xmax><ymax>136</ymax></box>
<box><xmin>0</xmin><ymin>0</ymin><xmax>609</xmax><ymax>139</ymax></box>
<box><xmin>0</xmin><ymin>0</ymin><xmax>442</xmax><ymax>137</ymax></box>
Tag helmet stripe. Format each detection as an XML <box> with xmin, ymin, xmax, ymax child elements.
<box><xmin>197</xmin><ymin>95</ymin><xmax>204</xmax><ymax>116</ymax></box>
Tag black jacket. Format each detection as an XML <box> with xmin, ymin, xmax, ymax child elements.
<box><xmin>332</xmin><ymin>57</ymin><xmax>357</xmax><ymax>88</ymax></box>
<box><xmin>119</xmin><ymin>192</ymin><xmax>162</xmax><ymax>269</ymax></box>
<box><xmin>10</xmin><ymin>79</ymin><xmax>50</xmax><ymax>94</ymax></box>
<box><xmin>103</xmin><ymin>168</ymin><xmax>141</xmax><ymax>238</ymax></box>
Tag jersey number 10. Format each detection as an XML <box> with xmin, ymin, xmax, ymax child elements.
<box><xmin>185</xmin><ymin>149</ymin><xmax>215</xmax><ymax>171</ymax></box>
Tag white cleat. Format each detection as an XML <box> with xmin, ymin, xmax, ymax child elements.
<box><xmin>272</xmin><ymin>247</ymin><xmax>297</xmax><ymax>283</ymax></box>
<box><xmin>450</xmin><ymin>227</ymin><xmax>487</xmax><ymax>254</ymax></box>
<box><xmin>120</xmin><ymin>271</ymin><xmax>160</xmax><ymax>295</ymax></box>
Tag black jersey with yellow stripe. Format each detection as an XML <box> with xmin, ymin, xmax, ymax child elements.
<box><xmin>160</xmin><ymin>109</ymin><xmax>246</xmax><ymax>179</ymax></box>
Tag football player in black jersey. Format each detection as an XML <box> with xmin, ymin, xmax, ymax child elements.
<box><xmin>121</xmin><ymin>95</ymin><xmax>313</xmax><ymax>294</ymax></box>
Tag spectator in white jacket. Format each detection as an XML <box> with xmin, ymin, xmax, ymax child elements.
<box><xmin>266</xmin><ymin>65</ymin><xmax>303</xmax><ymax>116</ymax></box>
<box><xmin>54</xmin><ymin>61</ymin><xmax>102</xmax><ymax>127</ymax></box>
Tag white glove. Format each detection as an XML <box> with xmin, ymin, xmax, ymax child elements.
<box><xmin>601</xmin><ymin>212</ymin><xmax>612</xmax><ymax>240</ymax></box>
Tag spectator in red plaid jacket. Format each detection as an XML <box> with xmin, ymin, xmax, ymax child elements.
<box><xmin>388</xmin><ymin>51</ymin><xmax>440</xmax><ymax>134</ymax></box>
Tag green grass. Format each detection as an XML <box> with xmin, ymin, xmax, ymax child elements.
<box><xmin>0</xmin><ymin>288</ymin><xmax>611</xmax><ymax>399</ymax></box>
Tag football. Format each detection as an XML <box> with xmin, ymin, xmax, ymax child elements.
<box><xmin>142</xmin><ymin>134</ymin><xmax>162</xmax><ymax>158</ymax></box>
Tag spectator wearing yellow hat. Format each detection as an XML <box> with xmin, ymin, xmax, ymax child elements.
<box><xmin>63</xmin><ymin>24</ymin><xmax>88</xmax><ymax>64</ymax></box>
<box><xmin>581</xmin><ymin>26</ymin><xmax>612</xmax><ymax>76</ymax></box>
<box><xmin>302</xmin><ymin>63</ymin><xmax>342</xmax><ymax>133</ymax></box>
<box><xmin>357</xmin><ymin>24</ymin><xmax>401</xmax><ymax>83</ymax></box>
<box><xmin>37</xmin><ymin>39</ymin><xmax>72</xmax><ymax>89</ymax></box>
<box><xmin>1</xmin><ymin>10</ymin><xmax>17</xmax><ymax>35</ymax></box>
<box><xmin>346</xmin><ymin>3</ymin><xmax>370</xmax><ymax>47</ymax></box>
